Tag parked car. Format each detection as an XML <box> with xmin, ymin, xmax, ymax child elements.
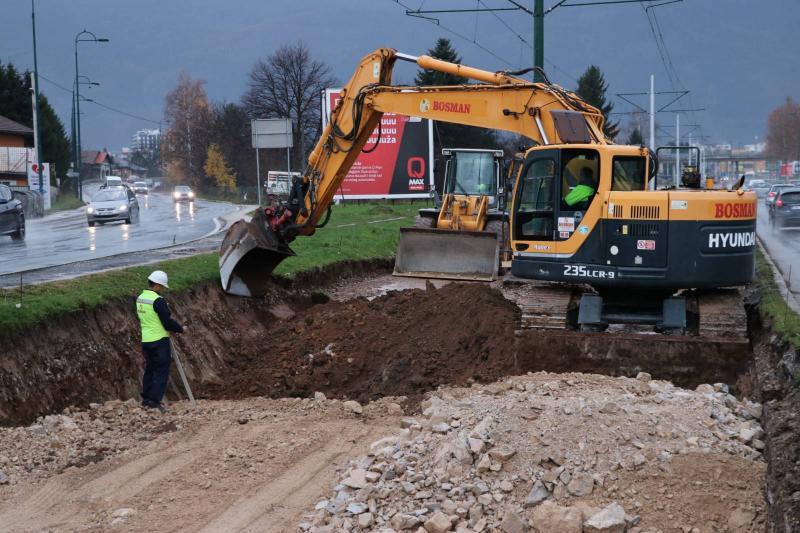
<box><xmin>746</xmin><ymin>179</ymin><xmax>771</xmax><ymax>198</ymax></box>
<box><xmin>766</xmin><ymin>184</ymin><xmax>793</xmax><ymax>211</ymax></box>
<box><xmin>86</xmin><ymin>186</ymin><xmax>139</xmax><ymax>226</ymax></box>
<box><xmin>0</xmin><ymin>184</ymin><xmax>25</xmax><ymax>241</ymax></box>
<box><xmin>771</xmin><ymin>187</ymin><xmax>800</xmax><ymax>230</ymax></box>
<box><xmin>132</xmin><ymin>181</ymin><xmax>149</xmax><ymax>195</ymax></box>
<box><xmin>173</xmin><ymin>185</ymin><xmax>195</xmax><ymax>203</ymax></box>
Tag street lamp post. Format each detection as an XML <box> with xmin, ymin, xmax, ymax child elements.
<box><xmin>71</xmin><ymin>76</ymin><xmax>98</xmax><ymax>197</ymax></box>
<box><xmin>74</xmin><ymin>29</ymin><xmax>109</xmax><ymax>200</ymax></box>
<box><xmin>30</xmin><ymin>0</ymin><xmax>44</xmax><ymax>194</ymax></box>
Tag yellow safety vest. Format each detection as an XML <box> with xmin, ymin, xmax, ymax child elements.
<box><xmin>136</xmin><ymin>289</ymin><xmax>169</xmax><ymax>343</ymax></box>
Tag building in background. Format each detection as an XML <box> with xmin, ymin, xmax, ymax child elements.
<box><xmin>81</xmin><ymin>150</ymin><xmax>114</xmax><ymax>180</ymax></box>
<box><xmin>0</xmin><ymin>115</ymin><xmax>34</xmax><ymax>187</ymax></box>
<box><xmin>131</xmin><ymin>128</ymin><xmax>161</xmax><ymax>154</ymax></box>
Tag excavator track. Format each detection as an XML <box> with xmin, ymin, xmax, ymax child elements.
<box><xmin>696</xmin><ymin>289</ymin><xmax>748</xmax><ymax>340</ymax></box>
<box><xmin>494</xmin><ymin>277</ymin><xmax>751</xmax><ymax>389</ymax></box>
<box><xmin>500</xmin><ymin>281</ymin><xmax>576</xmax><ymax>330</ymax></box>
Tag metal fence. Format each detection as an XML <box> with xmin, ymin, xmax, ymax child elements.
<box><xmin>9</xmin><ymin>187</ymin><xmax>45</xmax><ymax>218</ymax></box>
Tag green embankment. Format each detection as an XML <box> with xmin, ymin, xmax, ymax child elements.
<box><xmin>45</xmin><ymin>194</ymin><xmax>85</xmax><ymax>213</ymax></box>
<box><xmin>0</xmin><ymin>203</ymin><xmax>422</xmax><ymax>333</ymax></box>
<box><xmin>756</xmin><ymin>249</ymin><xmax>800</xmax><ymax>350</ymax></box>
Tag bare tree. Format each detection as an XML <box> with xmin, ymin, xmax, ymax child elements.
<box><xmin>765</xmin><ymin>97</ymin><xmax>800</xmax><ymax>162</ymax></box>
<box><xmin>242</xmin><ymin>41</ymin><xmax>337</xmax><ymax>169</ymax></box>
<box><xmin>163</xmin><ymin>72</ymin><xmax>213</xmax><ymax>189</ymax></box>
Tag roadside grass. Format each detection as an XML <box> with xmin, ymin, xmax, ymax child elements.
<box><xmin>756</xmin><ymin>248</ymin><xmax>800</xmax><ymax>350</ymax></box>
<box><xmin>46</xmin><ymin>194</ymin><xmax>85</xmax><ymax>213</ymax></box>
<box><xmin>0</xmin><ymin>202</ymin><xmax>424</xmax><ymax>333</ymax></box>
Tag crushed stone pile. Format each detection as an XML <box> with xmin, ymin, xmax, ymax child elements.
<box><xmin>0</xmin><ymin>399</ymin><xmax>182</xmax><ymax>486</ymax></box>
<box><xmin>300</xmin><ymin>372</ymin><xmax>767</xmax><ymax>533</ymax></box>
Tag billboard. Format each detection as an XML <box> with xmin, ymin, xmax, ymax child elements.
<box><xmin>323</xmin><ymin>89</ymin><xmax>433</xmax><ymax>199</ymax></box>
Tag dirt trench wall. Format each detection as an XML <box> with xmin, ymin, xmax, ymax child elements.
<box><xmin>750</xmin><ymin>311</ymin><xmax>800</xmax><ymax>532</ymax></box>
<box><xmin>0</xmin><ymin>260</ymin><xmax>391</xmax><ymax>426</ymax></box>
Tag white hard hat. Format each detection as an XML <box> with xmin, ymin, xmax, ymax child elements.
<box><xmin>148</xmin><ymin>270</ymin><xmax>169</xmax><ymax>288</ymax></box>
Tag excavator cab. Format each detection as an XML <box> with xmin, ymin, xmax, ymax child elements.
<box><xmin>394</xmin><ymin>148</ymin><xmax>507</xmax><ymax>281</ymax></box>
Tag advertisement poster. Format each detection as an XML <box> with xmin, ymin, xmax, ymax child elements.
<box><xmin>323</xmin><ymin>89</ymin><xmax>433</xmax><ymax>199</ymax></box>
<box><xmin>27</xmin><ymin>162</ymin><xmax>51</xmax><ymax>209</ymax></box>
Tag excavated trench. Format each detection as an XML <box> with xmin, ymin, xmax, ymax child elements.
<box><xmin>0</xmin><ymin>259</ymin><xmax>798</xmax><ymax>528</ymax></box>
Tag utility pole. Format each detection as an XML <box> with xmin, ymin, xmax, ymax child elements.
<box><xmin>649</xmin><ymin>75</ymin><xmax>655</xmax><ymax>151</ymax></box>
<box><xmin>675</xmin><ymin>113</ymin><xmax>680</xmax><ymax>188</ymax></box>
<box><xmin>30</xmin><ymin>0</ymin><xmax>44</xmax><ymax>194</ymax></box>
<box><xmin>533</xmin><ymin>0</ymin><xmax>544</xmax><ymax>82</ymax></box>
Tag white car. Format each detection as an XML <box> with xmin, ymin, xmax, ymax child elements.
<box><xmin>132</xmin><ymin>181</ymin><xmax>149</xmax><ymax>195</ymax></box>
<box><xmin>86</xmin><ymin>187</ymin><xmax>139</xmax><ymax>226</ymax></box>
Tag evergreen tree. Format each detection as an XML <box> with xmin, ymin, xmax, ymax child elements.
<box><xmin>0</xmin><ymin>62</ymin><xmax>71</xmax><ymax>183</ymax></box>
<box><xmin>626</xmin><ymin>128</ymin><xmax>644</xmax><ymax>145</ymax></box>
<box><xmin>414</xmin><ymin>39</ymin><xmax>497</xmax><ymax>152</ymax></box>
<box><xmin>575</xmin><ymin>65</ymin><xmax>619</xmax><ymax>140</ymax></box>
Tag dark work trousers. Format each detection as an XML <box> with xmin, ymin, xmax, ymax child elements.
<box><xmin>141</xmin><ymin>337</ymin><xmax>172</xmax><ymax>407</ymax></box>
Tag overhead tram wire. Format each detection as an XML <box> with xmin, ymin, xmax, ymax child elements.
<box><xmin>38</xmin><ymin>73</ymin><xmax>161</xmax><ymax>125</ymax></box>
<box><xmin>394</xmin><ymin>0</ymin><xmax>516</xmax><ymax>68</ymax></box>
<box><xmin>640</xmin><ymin>1</ymin><xmax>707</xmax><ymax>142</ymax></box>
<box><xmin>393</xmin><ymin>0</ymin><xmax>577</xmax><ymax>83</ymax></box>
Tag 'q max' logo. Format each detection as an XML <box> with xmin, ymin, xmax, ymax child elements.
<box><xmin>407</xmin><ymin>157</ymin><xmax>426</xmax><ymax>191</ymax></box>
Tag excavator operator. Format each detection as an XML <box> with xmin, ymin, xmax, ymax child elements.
<box><xmin>564</xmin><ymin>167</ymin><xmax>596</xmax><ymax>207</ymax></box>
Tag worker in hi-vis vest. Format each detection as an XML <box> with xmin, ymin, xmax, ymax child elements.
<box><xmin>136</xmin><ymin>270</ymin><xmax>186</xmax><ymax>412</ymax></box>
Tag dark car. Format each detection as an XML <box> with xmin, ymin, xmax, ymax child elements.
<box><xmin>766</xmin><ymin>183</ymin><xmax>793</xmax><ymax>211</ymax></box>
<box><xmin>0</xmin><ymin>184</ymin><xmax>25</xmax><ymax>241</ymax></box>
<box><xmin>771</xmin><ymin>187</ymin><xmax>800</xmax><ymax>230</ymax></box>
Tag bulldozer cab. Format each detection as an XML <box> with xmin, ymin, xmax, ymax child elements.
<box><xmin>441</xmin><ymin>149</ymin><xmax>504</xmax><ymax>208</ymax></box>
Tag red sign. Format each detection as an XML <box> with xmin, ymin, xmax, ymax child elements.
<box><xmin>324</xmin><ymin>89</ymin><xmax>433</xmax><ymax>199</ymax></box>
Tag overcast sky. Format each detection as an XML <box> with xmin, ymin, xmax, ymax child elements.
<box><xmin>2</xmin><ymin>0</ymin><xmax>798</xmax><ymax>152</ymax></box>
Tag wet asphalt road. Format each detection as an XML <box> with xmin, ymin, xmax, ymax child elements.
<box><xmin>0</xmin><ymin>185</ymin><xmax>237</xmax><ymax>276</ymax></box>
<box><xmin>756</xmin><ymin>200</ymin><xmax>800</xmax><ymax>296</ymax></box>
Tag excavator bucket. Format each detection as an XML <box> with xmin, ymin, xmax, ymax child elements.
<box><xmin>218</xmin><ymin>211</ymin><xmax>295</xmax><ymax>297</ymax></box>
<box><xmin>393</xmin><ymin>227</ymin><xmax>499</xmax><ymax>281</ymax></box>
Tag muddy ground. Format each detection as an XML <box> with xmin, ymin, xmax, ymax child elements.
<box><xmin>0</xmin><ymin>263</ymin><xmax>798</xmax><ymax>530</ymax></box>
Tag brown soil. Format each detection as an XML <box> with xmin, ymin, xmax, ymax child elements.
<box><xmin>751</xmin><ymin>327</ymin><xmax>800</xmax><ymax>531</ymax></box>
<box><xmin>199</xmin><ymin>282</ymin><xmax>520</xmax><ymax>404</ymax></box>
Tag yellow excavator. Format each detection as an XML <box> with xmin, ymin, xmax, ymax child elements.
<box><xmin>219</xmin><ymin>48</ymin><xmax>756</xmax><ymax>334</ymax></box>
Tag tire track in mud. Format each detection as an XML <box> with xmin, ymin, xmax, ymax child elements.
<box><xmin>0</xmin><ymin>411</ymin><xmax>396</xmax><ymax>533</ymax></box>
<box><xmin>197</xmin><ymin>422</ymin><xmax>387</xmax><ymax>532</ymax></box>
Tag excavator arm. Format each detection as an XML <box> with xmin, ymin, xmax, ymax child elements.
<box><xmin>219</xmin><ymin>48</ymin><xmax>608</xmax><ymax>295</ymax></box>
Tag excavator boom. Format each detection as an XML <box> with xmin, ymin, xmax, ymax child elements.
<box><xmin>219</xmin><ymin>48</ymin><xmax>608</xmax><ymax>295</ymax></box>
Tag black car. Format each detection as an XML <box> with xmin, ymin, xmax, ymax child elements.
<box><xmin>771</xmin><ymin>187</ymin><xmax>800</xmax><ymax>230</ymax></box>
<box><xmin>0</xmin><ymin>184</ymin><xmax>25</xmax><ymax>241</ymax></box>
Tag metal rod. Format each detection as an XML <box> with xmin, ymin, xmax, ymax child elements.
<box><xmin>406</xmin><ymin>7</ymin><xmax>521</xmax><ymax>13</ymax></box>
<box><xmin>170</xmin><ymin>339</ymin><xmax>195</xmax><ymax>407</ymax></box>
<box><xmin>534</xmin><ymin>114</ymin><xmax>549</xmax><ymax>145</ymax></box>
<box><xmin>255</xmin><ymin>147</ymin><xmax>261</xmax><ymax>206</ymax></box>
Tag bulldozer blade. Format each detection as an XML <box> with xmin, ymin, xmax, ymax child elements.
<box><xmin>394</xmin><ymin>227</ymin><xmax>499</xmax><ymax>281</ymax></box>
<box><xmin>219</xmin><ymin>213</ymin><xmax>295</xmax><ymax>297</ymax></box>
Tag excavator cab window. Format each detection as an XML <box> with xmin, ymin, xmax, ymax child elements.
<box><xmin>560</xmin><ymin>150</ymin><xmax>599</xmax><ymax>211</ymax></box>
<box><xmin>612</xmin><ymin>156</ymin><xmax>647</xmax><ymax>191</ymax></box>
<box><xmin>515</xmin><ymin>158</ymin><xmax>556</xmax><ymax>240</ymax></box>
